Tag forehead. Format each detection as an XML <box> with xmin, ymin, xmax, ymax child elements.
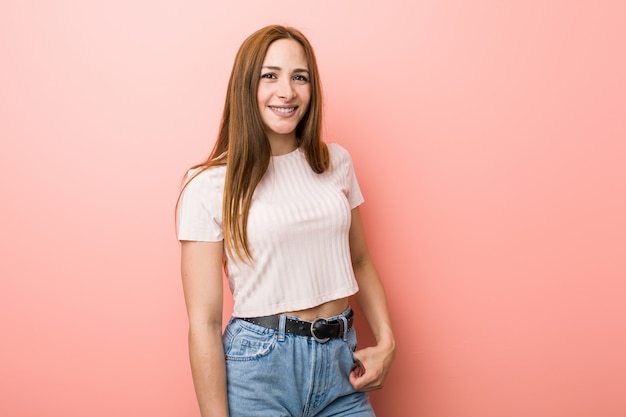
<box><xmin>262</xmin><ymin>39</ymin><xmax>308</xmax><ymax>67</ymax></box>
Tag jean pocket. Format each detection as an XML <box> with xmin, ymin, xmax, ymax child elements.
<box><xmin>223</xmin><ymin>320</ymin><xmax>277</xmax><ymax>362</ymax></box>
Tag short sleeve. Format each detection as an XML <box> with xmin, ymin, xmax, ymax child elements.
<box><xmin>177</xmin><ymin>167</ymin><xmax>225</xmax><ymax>242</ymax></box>
<box><xmin>329</xmin><ymin>143</ymin><xmax>365</xmax><ymax>209</ymax></box>
<box><xmin>345</xmin><ymin>152</ymin><xmax>365</xmax><ymax>209</ymax></box>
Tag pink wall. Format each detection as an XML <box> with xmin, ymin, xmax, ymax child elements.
<box><xmin>2</xmin><ymin>1</ymin><xmax>625</xmax><ymax>416</ymax></box>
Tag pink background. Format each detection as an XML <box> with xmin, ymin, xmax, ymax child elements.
<box><xmin>2</xmin><ymin>1</ymin><xmax>625</xmax><ymax>416</ymax></box>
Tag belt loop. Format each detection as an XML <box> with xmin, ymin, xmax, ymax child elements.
<box><xmin>277</xmin><ymin>314</ymin><xmax>286</xmax><ymax>341</ymax></box>
<box><xmin>340</xmin><ymin>316</ymin><xmax>348</xmax><ymax>341</ymax></box>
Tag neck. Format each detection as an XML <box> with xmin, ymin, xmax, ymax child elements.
<box><xmin>268</xmin><ymin>134</ymin><xmax>298</xmax><ymax>156</ymax></box>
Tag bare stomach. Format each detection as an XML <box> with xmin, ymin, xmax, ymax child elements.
<box><xmin>283</xmin><ymin>297</ymin><xmax>349</xmax><ymax>321</ymax></box>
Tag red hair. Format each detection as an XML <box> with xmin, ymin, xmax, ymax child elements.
<box><xmin>181</xmin><ymin>25</ymin><xmax>328</xmax><ymax>262</ymax></box>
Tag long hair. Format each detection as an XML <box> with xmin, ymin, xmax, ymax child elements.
<box><xmin>181</xmin><ymin>25</ymin><xmax>329</xmax><ymax>262</ymax></box>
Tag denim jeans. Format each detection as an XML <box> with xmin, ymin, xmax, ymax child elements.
<box><xmin>223</xmin><ymin>307</ymin><xmax>375</xmax><ymax>417</ymax></box>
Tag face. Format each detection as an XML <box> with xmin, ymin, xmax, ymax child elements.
<box><xmin>257</xmin><ymin>39</ymin><xmax>311</xmax><ymax>143</ymax></box>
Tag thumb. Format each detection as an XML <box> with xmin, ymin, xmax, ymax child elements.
<box><xmin>349</xmin><ymin>357</ymin><xmax>366</xmax><ymax>389</ymax></box>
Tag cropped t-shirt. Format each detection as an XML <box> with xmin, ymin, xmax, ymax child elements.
<box><xmin>177</xmin><ymin>143</ymin><xmax>364</xmax><ymax>317</ymax></box>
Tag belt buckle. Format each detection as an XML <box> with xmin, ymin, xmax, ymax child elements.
<box><xmin>310</xmin><ymin>318</ymin><xmax>330</xmax><ymax>343</ymax></box>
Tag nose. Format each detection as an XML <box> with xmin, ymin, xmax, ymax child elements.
<box><xmin>277</xmin><ymin>78</ymin><xmax>295</xmax><ymax>100</ymax></box>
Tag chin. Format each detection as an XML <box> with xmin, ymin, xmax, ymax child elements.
<box><xmin>269</xmin><ymin>126</ymin><xmax>298</xmax><ymax>136</ymax></box>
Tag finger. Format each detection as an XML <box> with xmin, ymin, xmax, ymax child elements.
<box><xmin>350</xmin><ymin>373</ymin><xmax>380</xmax><ymax>392</ymax></box>
<box><xmin>349</xmin><ymin>369</ymin><xmax>366</xmax><ymax>390</ymax></box>
<box><xmin>349</xmin><ymin>362</ymin><xmax>367</xmax><ymax>389</ymax></box>
<box><xmin>351</xmin><ymin>359</ymin><xmax>365</xmax><ymax>377</ymax></box>
<box><xmin>350</xmin><ymin>365</ymin><xmax>378</xmax><ymax>391</ymax></box>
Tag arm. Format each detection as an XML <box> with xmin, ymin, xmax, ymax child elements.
<box><xmin>181</xmin><ymin>240</ymin><xmax>229</xmax><ymax>417</ymax></box>
<box><xmin>348</xmin><ymin>207</ymin><xmax>396</xmax><ymax>391</ymax></box>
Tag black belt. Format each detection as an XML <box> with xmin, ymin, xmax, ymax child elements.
<box><xmin>241</xmin><ymin>309</ymin><xmax>354</xmax><ymax>343</ymax></box>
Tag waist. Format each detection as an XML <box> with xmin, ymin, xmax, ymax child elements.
<box><xmin>281</xmin><ymin>297</ymin><xmax>349</xmax><ymax>321</ymax></box>
<box><xmin>240</xmin><ymin>306</ymin><xmax>353</xmax><ymax>343</ymax></box>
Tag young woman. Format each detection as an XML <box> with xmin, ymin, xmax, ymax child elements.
<box><xmin>178</xmin><ymin>25</ymin><xmax>395</xmax><ymax>417</ymax></box>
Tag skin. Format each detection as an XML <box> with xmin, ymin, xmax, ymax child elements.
<box><xmin>181</xmin><ymin>240</ymin><xmax>228</xmax><ymax>417</ymax></box>
<box><xmin>181</xmin><ymin>38</ymin><xmax>395</xmax><ymax>417</ymax></box>
<box><xmin>257</xmin><ymin>38</ymin><xmax>311</xmax><ymax>156</ymax></box>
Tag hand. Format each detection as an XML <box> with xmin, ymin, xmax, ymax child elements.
<box><xmin>349</xmin><ymin>342</ymin><xmax>396</xmax><ymax>391</ymax></box>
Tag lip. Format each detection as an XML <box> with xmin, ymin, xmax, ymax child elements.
<box><xmin>268</xmin><ymin>105</ymin><xmax>299</xmax><ymax>118</ymax></box>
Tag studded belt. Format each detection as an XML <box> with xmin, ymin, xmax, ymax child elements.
<box><xmin>240</xmin><ymin>309</ymin><xmax>354</xmax><ymax>343</ymax></box>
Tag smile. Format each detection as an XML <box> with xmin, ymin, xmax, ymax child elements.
<box><xmin>270</xmin><ymin>106</ymin><xmax>297</xmax><ymax>114</ymax></box>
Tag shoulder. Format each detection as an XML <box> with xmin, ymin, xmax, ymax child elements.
<box><xmin>185</xmin><ymin>165</ymin><xmax>226</xmax><ymax>184</ymax></box>
<box><xmin>327</xmin><ymin>142</ymin><xmax>350</xmax><ymax>157</ymax></box>
<box><xmin>182</xmin><ymin>165</ymin><xmax>226</xmax><ymax>196</ymax></box>
<box><xmin>326</xmin><ymin>143</ymin><xmax>355</xmax><ymax>167</ymax></box>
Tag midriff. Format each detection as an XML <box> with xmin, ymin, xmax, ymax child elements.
<box><xmin>283</xmin><ymin>297</ymin><xmax>349</xmax><ymax>321</ymax></box>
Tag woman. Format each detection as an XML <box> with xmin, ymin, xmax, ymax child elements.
<box><xmin>178</xmin><ymin>25</ymin><xmax>395</xmax><ymax>417</ymax></box>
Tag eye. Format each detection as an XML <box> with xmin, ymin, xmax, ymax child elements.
<box><xmin>293</xmin><ymin>74</ymin><xmax>309</xmax><ymax>82</ymax></box>
<box><xmin>261</xmin><ymin>72</ymin><xmax>277</xmax><ymax>79</ymax></box>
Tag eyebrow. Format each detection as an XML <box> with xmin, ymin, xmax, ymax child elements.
<box><xmin>262</xmin><ymin>66</ymin><xmax>310</xmax><ymax>74</ymax></box>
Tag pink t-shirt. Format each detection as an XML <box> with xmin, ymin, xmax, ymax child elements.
<box><xmin>178</xmin><ymin>143</ymin><xmax>364</xmax><ymax>317</ymax></box>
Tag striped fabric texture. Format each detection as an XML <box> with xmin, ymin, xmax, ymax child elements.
<box><xmin>178</xmin><ymin>143</ymin><xmax>364</xmax><ymax>317</ymax></box>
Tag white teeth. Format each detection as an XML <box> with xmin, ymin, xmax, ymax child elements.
<box><xmin>272</xmin><ymin>107</ymin><xmax>295</xmax><ymax>113</ymax></box>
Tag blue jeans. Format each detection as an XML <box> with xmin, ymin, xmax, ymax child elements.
<box><xmin>223</xmin><ymin>307</ymin><xmax>375</xmax><ymax>417</ymax></box>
